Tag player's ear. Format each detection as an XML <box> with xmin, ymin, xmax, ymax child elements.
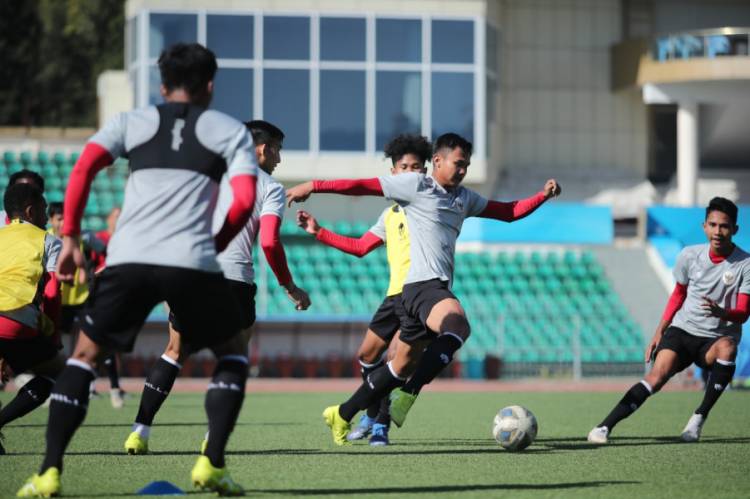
<box><xmin>206</xmin><ymin>80</ymin><xmax>214</xmax><ymax>95</ymax></box>
<box><xmin>159</xmin><ymin>84</ymin><xmax>168</xmax><ymax>98</ymax></box>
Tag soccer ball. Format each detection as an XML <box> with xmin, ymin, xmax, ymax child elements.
<box><xmin>492</xmin><ymin>405</ymin><xmax>538</xmax><ymax>451</ymax></box>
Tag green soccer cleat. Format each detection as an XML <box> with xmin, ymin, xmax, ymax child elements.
<box><xmin>191</xmin><ymin>455</ymin><xmax>244</xmax><ymax>496</ymax></box>
<box><xmin>124</xmin><ymin>431</ymin><xmax>149</xmax><ymax>455</ymax></box>
<box><xmin>389</xmin><ymin>389</ymin><xmax>417</xmax><ymax>428</ymax></box>
<box><xmin>16</xmin><ymin>467</ymin><xmax>61</xmax><ymax>497</ymax></box>
<box><xmin>322</xmin><ymin>405</ymin><xmax>351</xmax><ymax>446</ymax></box>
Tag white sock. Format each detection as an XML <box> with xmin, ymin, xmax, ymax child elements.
<box><xmin>132</xmin><ymin>423</ymin><xmax>151</xmax><ymax>438</ymax></box>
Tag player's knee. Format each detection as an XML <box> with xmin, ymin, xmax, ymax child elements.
<box><xmin>715</xmin><ymin>337</ymin><xmax>737</xmax><ymax>359</ymax></box>
<box><xmin>440</xmin><ymin>312</ymin><xmax>470</xmax><ymax>340</ymax></box>
<box><xmin>644</xmin><ymin>371</ymin><xmax>669</xmax><ymax>392</ymax></box>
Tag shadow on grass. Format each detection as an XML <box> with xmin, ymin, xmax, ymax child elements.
<box><xmin>9</xmin><ymin>421</ymin><xmax>297</xmax><ymax>429</ymax></box>
<box><xmin>535</xmin><ymin>435</ymin><xmax>750</xmax><ymax>450</ymax></box>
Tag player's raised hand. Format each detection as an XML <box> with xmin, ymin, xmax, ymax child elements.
<box><xmin>543</xmin><ymin>179</ymin><xmax>561</xmax><ymax>199</ymax></box>
<box><xmin>296</xmin><ymin>210</ymin><xmax>320</xmax><ymax>235</ymax></box>
<box><xmin>284</xmin><ymin>283</ymin><xmax>311</xmax><ymax>311</ymax></box>
<box><xmin>56</xmin><ymin>235</ymin><xmax>87</xmax><ymax>284</ymax></box>
<box><xmin>286</xmin><ymin>181</ymin><xmax>314</xmax><ymax>207</ymax></box>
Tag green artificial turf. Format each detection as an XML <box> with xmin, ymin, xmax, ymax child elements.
<box><xmin>1</xmin><ymin>390</ymin><xmax>748</xmax><ymax>498</ymax></box>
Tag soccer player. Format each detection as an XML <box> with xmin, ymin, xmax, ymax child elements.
<box><xmin>588</xmin><ymin>197</ymin><xmax>749</xmax><ymax>444</ymax></box>
<box><xmin>0</xmin><ymin>170</ymin><xmax>46</xmax><ymax>226</ymax></box>
<box><xmin>287</xmin><ymin>132</ymin><xmax>560</xmax><ymax>444</ymax></box>
<box><xmin>17</xmin><ymin>43</ymin><xmax>258</xmax><ymax>497</ymax></box>
<box><xmin>124</xmin><ymin>119</ymin><xmax>310</xmax><ymax>455</ymax></box>
<box><xmin>296</xmin><ymin>134</ymin><xmax>432</xmax><ymax>446</ymax></box>
<box><xmin>0</xmin><ymin>183</ymin><xmax>64</xmax><ymax>455</ymax></box>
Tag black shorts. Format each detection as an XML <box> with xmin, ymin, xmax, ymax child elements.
<box><xmin>80</xmin><ymin>264</ymin><xmax>242</xmax><ymax>353</ymax></box>
<box><xmin>401</xmin><ymin>279</ymin><xmax>456</xmax><ymax>344</ymax></box>
<box><xmin>60</xmin><ymin>304</ymin><xmax>84</xmax><ymax>334</ymax></box>
<box><xmin>655</xmin><ymin>326</ymin><xmax>722</xmax><ymax>371</ymax></box>
<box><xmin>368</xmin><ymin>294</ymin><xmax>425</xmax><ymax>343</ymax></box>
<box><xmin>170</xmin><ymin>281</ymin><xmax>256</xmax><ymax>332</ymax></box>
<box><xmin>0</xmin><ymin>336</ymin><xmax>59</xmax><ymax>374</ymax></box>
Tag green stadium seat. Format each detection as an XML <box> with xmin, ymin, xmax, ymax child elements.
<box><xmin>19</xmin><ymin>151</ymin><xmax>33</xmax><ymax>165</ymax></box>
<box><xmin>52</xmin><ymin>152</ymin><xmax>66</xmax><ymax>165</ymax></box>
<box><xmin>69</xmin><ymin>152</ymin><xmax>80</xmax><ymax>164</ymax></box>
<box><xmin>3</xmin><ymin>151</ymin><xmax>16</xmax><ymax>164</ymax></box>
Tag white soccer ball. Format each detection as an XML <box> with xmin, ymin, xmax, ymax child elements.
<box><xmin>492</xmin><ymin>405</ymin><xmax>538</xmax><ymax>451</ymax></box>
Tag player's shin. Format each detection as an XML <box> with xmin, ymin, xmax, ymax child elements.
<box><xmin>134</xmin><ymin>354</ymin><xmax>181</xmax><ymax>432</ymax></box>
<box><xmin>401</xmin><ymin>332</ymin><xmax>463</xmax><ymax>395</ymax></box>
<box><xmin>40</xmin><ymin>360</ymin><xmax>96</xmax><ymax>473</ymax></box>
<box><xmin>0</xmin><ymin>376</ymin><xmax>54</xmax><ymax>428</ymax></box>
<box><xmin>599</xmin><ymin>380</ymin><xmax>653</xmax><ymax>431</ymax></box>
<box><xmin>359</xmin><ymin>358</ymin><xmax>385</xmax><ymax>418</ymax></box>
<box><xmin>695</xmin><ymin>359</ymin><xmax>735</xmax><ymax>418</ymax></box>
<box><xmin>339</xmin><ymin>362</ymin><xmax>405</xmax><ymax>421</ymax></box>
<box><xmin>203</xmin><ymin>355</ymin><xmax>248</xmax><ymax>468</ymax></box>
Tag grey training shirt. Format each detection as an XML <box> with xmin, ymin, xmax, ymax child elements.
<box><xmin>379</xmin><ymin>172</ymin><xmax>488</xmax><ymax>286</ymax></box>
<box><xmin>671</xmin><ymin>243</ymin><xmax>750</xmax><ymax>340</ymax></box>
<box><xmin>214</xmin><ymin>169</ymin><xmax>285</xmax><ymax>284</ymax></box>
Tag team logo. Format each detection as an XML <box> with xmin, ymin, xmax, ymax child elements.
<box><xmin>722</xmin><ymin>271</ymin><xmax>735</xmax><ymax>285</ymax></box>
<box><xmin>454</xmin><ymin>197</ymin><xmax>464</xmax><ymax>211</ymax></box>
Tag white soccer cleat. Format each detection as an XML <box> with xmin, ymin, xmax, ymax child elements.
<box><xmin>587</xmin><ymin>426</ymin><xmax>609</xmax><ymax>444</ymax></box>
<box><xmin>680</xmin><ymin>413</ymin><xmax>704</xmax><ymax>442</ymax></box>
<box><xmin>110</xmin><ymin>389</ymin><xmax>125</xmax><ymax>409</ymax></box>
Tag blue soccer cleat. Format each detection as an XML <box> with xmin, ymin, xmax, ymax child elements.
<box><xmin>369</xmin><ymin>423</ymin><xmax>389</xmax><ymax>446</ymax></box>
<box><xmin>346</xmin><ymin>414</ymin><xmax>375</xmax><ymax>441</ymax></box>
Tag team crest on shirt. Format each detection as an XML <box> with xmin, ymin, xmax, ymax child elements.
<box><xmin>722</xmin><ymin>271</ymin><xmax>735</xmax><ymax>285</ymax></box>
<box><xmin>453</xmin><ymin>197</ymin><xmax>464</xmax><ymax>211</ymax></box>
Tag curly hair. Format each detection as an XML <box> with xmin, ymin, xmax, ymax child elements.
<box><xmin>384</xmin><ymin>134</ymin><xmax>433</xmax><ymax>165</ymax></box>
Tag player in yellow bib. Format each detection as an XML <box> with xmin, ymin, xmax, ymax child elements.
<box><xmin>296</xmin><ymin>134</ymin><xmax>431</xmax><ymax>446</ymax></box>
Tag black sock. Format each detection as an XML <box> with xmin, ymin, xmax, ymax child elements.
<box><xmin>339</xmin><ymin>363</ymin><xmax>404</xmax><ymax>421</ymax></box>
<box><xmin>374</xmin><ymin>394</ymin><xmax>391</xmax><ymax>426</ymax></box>
<box><xmin>135</xmin><ymin>356</ymin><xmax>181</xmax><ymax>427</ymax></box>
<box><xmin>0</xmin><ymin>376</ymin><xmax>54</xmax><ymax>428</ymax></box>
<box><xmin>695</xmin><ymin>360</ymin><xmax>735</xmax><ymax>418</ymax></box>
<box><xmin>599</xmin><ymin>381</ymin><xmax>652</xmax><ymax>431</ymax></box>
<box><xmin>359</xmin><ymin>359</ymin><xmax>384</xmax><ymax>419</ymax></box>
<box><xmin>401</xmin><ymin>333</ymin><xmax>463</xmax><ymax>396</ymax></box>
<box><xmin>41</xmin><ymin>362</ymin><xmax>95</xmax><ymax>473</ymax></box>
<box><xmin>204</xmin><ymin>357</ymin><xmax>248</xmax><ymax>468</ymax></box>
<box><xmin>104</xmin><ymin>355</ymin><xmax>120</xmax><ymax>390</ymax></box>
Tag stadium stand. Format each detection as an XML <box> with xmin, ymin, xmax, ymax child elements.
<box><xmin>1</xmin><ymin>149</ymin><xmax>646</xmax><ymax>378</ymax></box>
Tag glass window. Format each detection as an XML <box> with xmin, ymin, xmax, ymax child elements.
<box><xmin>263</xmin><ymin>69</ymin><xmax>309</xmax><ymax>150</ymax></box>
<box><xmin>431</xmin><ymin>72</ymin><xmax>473</xmax><ymax>142</ymax></box>
<box><xmin>148</xmin><ymin>66</ymin><xmax>161</xmax><ymax>105</ymax></box>
<box><xmin>149</xmin><ymin>13</ymin><xmax>197</xmax><ymax>58</ymax></box>
<box><xmin>264</xmin><ymin>16</ymin><xmax>310</xmax><ymax>60</ymax></box>
<box><xmin>320</xmin><ymin>70</ymin><xmax>365</xmax><ymax>151</ymax></box>
<box><xmin>208</xmin><ymin>15</ymin><xmax>253</xmax><ymax>59</ymax></box>
<box><xmin>320</xmin><ymin>17</ymin><xmax>366</xmax><ymax>61</ymax></box>
<box><xmin>376</xmin><ymin>71</ymin><xmax>421</xmax><ymax>149</ymax></box>
<box><xmin>212</xmin><ymin>68</ymin><xmax>253</xmax><ymax>121</ymax></box>
<box><xmin>128</xmin><ymin>18</ymin><xmax>138</xmax><ymax>63</ymax></box>
<box><xmin>376</xmin><ymin>19</ymin><xmax>421</xmax><ymax>63</ymax></box>
<box><xmin>431</xmin><ymin>20</ymin><xmax>473</xmax><ymax>64</ymax></box>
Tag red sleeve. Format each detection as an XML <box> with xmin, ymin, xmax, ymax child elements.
<box><xmin>62</xmin><ymin>143</ymin><xmax>114</xmax><ymax>236</ymax></box>
<box><xmin>42</xmin><ymin>271</ymin><xmax>61</xmax><ymax>347</ymax></box>
<box><xmin>478</xmin><ymin>192</ymin><xmax>547</xmax><ymax>222</ymax></box>
<box><xmin>312</xmin><ymin>178</ymin><xmax>384</xmax><ymax>196</ymax></box>
<box><xmin>259</xmin><ymin>214</ymin><xmax>293</xmax><ymax>286</ymax></box>
<box><xmin>662</xmin><ymin>282</ymin><xmax>688</xmax><ymax>322</ymax></box>
<box><xmin>724</xmin><ymin>293</ymin><xmax>750</xmax><ymax>323</ymax></box>
<box><xmin>316</xmin><ymin>228</ymin><xmax>383</xmax><ymax>257</ymax></box>
<box><xmin>214</xmin><ymin>175</ymin><xmax>258</xmax><ymax>252</ymax></box>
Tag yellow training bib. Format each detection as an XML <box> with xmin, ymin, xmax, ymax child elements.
<box><xmin>0</xmin><ymin>220</ymin><xmax>47</xmax><ymax>311</ymax></box>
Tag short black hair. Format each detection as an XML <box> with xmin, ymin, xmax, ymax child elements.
<box><xmin>244</xmin><ymin>120</ymin><xmax>285</xmax><ymax>146</ymax></box>
<box><xmin>9</xmin><ymin>169</ymin><xmax>45</xmax><ymax>192</ymax></box>
<box><xmin>158</xmin><ymin>43</ymin><xmax>218</xmax><ymax>97</ymax></box>
<box><xmin>4</xmin><ymin>183</ymin><xmax>45</xmax><ymax>218</ymax></box>
<box><xmin>706</xmin><ymin>197</ymin><xmax>738</xmax><ymax>225</ymax></box>
<box><xmin>433</xmin><ymin>133</ymin><xmax>473</xmax><ymax>157</ymax></box>
<box><xmin>48</xmin><ymin>201</ymin><xmax>64</xmax><ymax>217</ymax></box>
<box><xmin>384</xmin><ymin>134</ymin><xmax>432</xmax><ymax>165</ymax></box>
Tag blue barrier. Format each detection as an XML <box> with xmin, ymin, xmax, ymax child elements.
<box><xmin>459</xmin><ymin>203</ymin><xmax>613</xmax><ymax>244</ymax></box>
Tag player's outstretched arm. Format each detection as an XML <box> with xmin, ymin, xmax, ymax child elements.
<box><xmin>286</xmin><ymin>178</ymin><xmax>384</xmax><ymax>207</ymax></box>
<box><xmin>259</xmin><ymin>214</ymin><xmax>310</xmax><ymax>311</ymax></box>
<box><xmin>478</xmin><ymin>179</ymin><xmax>561</xmax><ymax>222</ymax></box>
<box><xmin>58</xmin><ymin>142</ymin><xmax>115</xmax><ymax>283</ymax></box>
<box><xmin>297</xmin><ymin>210</ymin><xmax>384</xmax><ymax>257</ymax></box>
